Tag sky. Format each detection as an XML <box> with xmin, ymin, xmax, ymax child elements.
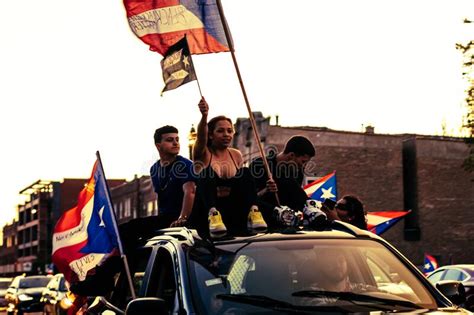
<box><xmin>1</xmin><ymin>0</ymin><xmax>473</xmax><ymax>228</ymax></box>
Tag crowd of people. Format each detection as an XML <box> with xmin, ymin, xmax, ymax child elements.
<box><xmin>150</xmin><ymin>96</ymin><xmax>368</xmax><ymax>238</ymax></box>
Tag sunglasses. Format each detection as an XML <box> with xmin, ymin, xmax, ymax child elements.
<box><xmin>335</xmin><ymin>203</ymin><xmax>348</xmax><ymax>211</ymax></box>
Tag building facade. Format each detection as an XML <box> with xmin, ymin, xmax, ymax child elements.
<box><xmin>0</xmin><ymin>178</ymin><xmax>125</xmax><ymax>276</ymax></box>
<box><xmin>233</xmin><ymin>115</ymin><xmax>474</xmax><ymax>265</ymax></box>
<box><xmin>110</xmin><ymin>175</ymin><xmax>157</xmax><ymax>225</ymax></box>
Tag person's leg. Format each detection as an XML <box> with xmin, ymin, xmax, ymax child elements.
<box><xmin>230</xmin><ymin>168</ymin><xmax>267</xmax><ymax>232</ymax></box>
<box><xmin>194</xmin><ymin>167</ymin><xmax>227</xmax><ymax>237</ymax></box>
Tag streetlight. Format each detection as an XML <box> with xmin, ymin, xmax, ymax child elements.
<box><xmin>188</xmin><ymin>125</ymin><xmax>197</xmax><ymax>159</ymax></box>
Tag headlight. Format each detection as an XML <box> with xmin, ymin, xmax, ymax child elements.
<box><xmin>18</xmin><ymin>294</ymin><xmax>33</xmax><ymax>301</ymax></box>
<box><xmin>59</xmin><ymin>296</ymin><xmax>73</xmax><ymax>309</ymax></box>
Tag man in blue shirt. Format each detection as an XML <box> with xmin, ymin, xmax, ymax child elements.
<box><xmin>150</xmin><ymin>125</ymin><xmax>196</xmax><ymax>227</ymax></box>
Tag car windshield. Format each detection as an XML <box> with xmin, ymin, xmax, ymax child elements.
<box><xmin>187</xmin><ymin>238</ymin><xmax>437</xmax><ymax>314</ymax></box>
<box><xmin>19</xmin><ymin>276</ymin><xmax>51</xmax><ymax>289</ymax></box>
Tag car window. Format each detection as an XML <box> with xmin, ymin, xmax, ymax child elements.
<box><xmin>188</xmin><ymin>239</ymin><xmax>438</xmax><ymax>314</ymax></box>
<box><xmin>108</xmin><ymin>247</ymin><xmax>152</xmax><ymax>310</ymax></box>
<box><xmin>145</xmin><ymin>248</ymin><xmax>177</xmax><ymax>312</ymax></box>
<box><xmin>427</xmin><ymin>270</ymin><xmax>445</xmax><ymax>283</ymax></box>
<box><xmin>444</xmin><ymin>269</ymin><xmax>462</xmax><ymax>281</ymax></box>
<box><xmin>59</xmin><ymin>276</ymin><xmax>68</xmax><ymax>291</ymax></box>
<box><xmin>459</xmin><ymin>271</ymin><xmax>468</xmax><ymax>281</ymax></box>
<box><xmin>19</xmin><ymin>276</ymin><xmax>50</xmax><ymax>288</ymax></box>
<box><xmin>0</xmin><ymin>280</ymin><xmax>11</xmax><ymax>289</ymax></box>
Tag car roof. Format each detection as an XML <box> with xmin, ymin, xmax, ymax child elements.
<box><xmin>145</xmin><ymin>220</ymin><xmax>378</xmax><ymax>247</ymax></box>
<box><xmin>436</xmin><ymin>265</ymin><xmax>474</xmax><ymax>273</ymax></box>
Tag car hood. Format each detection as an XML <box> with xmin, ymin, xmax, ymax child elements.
<box><xmin>18</xmin><ymin>288</ymin><xmax>45</xmax><ymax>297</ymax></box>
<box><xmin>373</xmin><ymin>307</ymin><xmax>472</xmax><ymax>314</ymax></box>
<box><xmin>0</xmin><ymin>289</ymin><xmax>6</xmax><ymax>297</ymax></box>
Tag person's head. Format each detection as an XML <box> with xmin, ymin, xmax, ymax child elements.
<box><xmin>335</xmin><ymin>195</ymin><xmax>367</xmax><ymax>230</ymax></box>
<box><xmin>282</xmin><ymin>136</ymin><xmax>315</xmax><ymax>168</ymax></box>
<box><xmin>207</xmin><ymin>116</ymin><xmax>234</xmax><ymax>149</ymax></box>
<box><xmin>154</xmin><ymin>125</ymin><xmax>180</xmax><ymax>157</ymax></box>
<box><xmin>317</xmin><ymin>248</ymin><xmax>349</xmax><ymax>283</ymax></box>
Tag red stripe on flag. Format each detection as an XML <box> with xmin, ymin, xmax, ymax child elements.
<box><xmin>142</xmin><ymin>29</ymin><xmax>229</xmax><ymax>55</ymax></box>
<box><xmin>54</xmin><ymin>163</ymin><xmax>97</xmax><ymax>231</ymax></box>
<box><xmin>52</xmin><ymin>240</ymin><xmax>88</xmax><ymax>282</ymax></box>
<box><xmin>123</xmin><ymin>0</ymin><xmax>180</xmax><ymax>16</ymax></box>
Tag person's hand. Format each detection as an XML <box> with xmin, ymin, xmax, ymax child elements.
<box><xmin>321</xmin><ymin>204</ymin><xmax>340</xmax><ymax>221</ymax></box>
<box><xmin>198</xmin><ymin>97</ymin><xmax>208</xmax><ymax>116</ymax></box>
<box><xmin>170</xmin><ymin>216</ymin><xmax>188</xmax><ymax>227</ymax></box>
<box><xmin>266</xmin><ymin>179</ymin><xmax>278</xmax><ymax>193</ymax></box>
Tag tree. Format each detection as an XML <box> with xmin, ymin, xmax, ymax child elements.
<box><xmin>456</xmin><ymin>19</ymin><xmax>474</xmax><ymax>173</ymax></box>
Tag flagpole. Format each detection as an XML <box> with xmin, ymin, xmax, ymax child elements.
<box><xmin>95</xmin><ymin>151</ymin><xmax>136</xmax><ymax>299</ymax></box>
<box><xmin>184</xmin><ymin>35</ymin><xmax>203</xmax><ymax>98</ymax></box>
<box><xmin>215</xmin><ymin>0</ymin><xmax>280</xmax><ymax>205</ymax></box>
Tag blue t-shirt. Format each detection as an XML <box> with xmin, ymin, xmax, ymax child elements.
<box><xmin>150</xmin><ymin>155</ymin><xmax>196</xmax><ymax>217</ymax></box>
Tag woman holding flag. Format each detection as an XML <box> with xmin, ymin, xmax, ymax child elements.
<box><xmin>191</xmin><ymin>97</ymin><xmax>267</xmax><ymax>238</ymax></box>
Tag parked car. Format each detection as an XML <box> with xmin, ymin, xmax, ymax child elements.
<box><xmin>87</xmin><ymin>223</ymin><xmax>471</xmax><ymax>314</ymax></box>
<box><xmin>5</xmin><ymin>275</ymin><xmax>52</xmax><ymax>315</ymax></box>
<box><xmin>0</xmin><ymin>277</ymin><xmax>13</xmax><ymax>310</ymax></box>
<box><xmin>41</xmin><ymin>273</ymin><xmax>71</xmax><ymax>315</ymax></box>
<box><xmin>427</xmin><ymin>264</ymin><xmax>474</xmax><ymax>310</ymax></box>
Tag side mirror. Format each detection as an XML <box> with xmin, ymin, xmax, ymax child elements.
<box><xmin>86</xmin><ymin>296</ymin><xmax>124</xmax><ymax>314</ymax></box>
<box><xmin>436</xmin><ymin>280</ymin><xmax>467</xmax><ymax>306</ymax></box>
<box><xmin>125</xmin><ymin>297</ymin><xmax>167</xmax><ymax>315</ymax></box>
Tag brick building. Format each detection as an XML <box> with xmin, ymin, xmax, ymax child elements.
<box><xmin>0</xmin><ymin>178</ymin><xmax>125</xmax><ymax>276</ymax></box>
<box><xmin>0</xmin><ymin>221</ymin><xmax>18</xmax><ymax>275</ymax></box>
<box><xmin>233</xmin><ymin>115</ymin><xmax>473</xmax><ymax>265</ymax></box>
<box><xmin>110</xmin><ymin>175</ymin><xmax>157</xmax><ymax>225</ymax></box>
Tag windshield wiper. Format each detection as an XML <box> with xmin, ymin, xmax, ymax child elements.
<box><xmin>292</xmin><ymin>290</ymin><xmax>424</xmax><ymax>311</ymax></box>
<box><xmin>216</xmin><ymin>293</ymin><xmax>345</xmax><ymax>313</ymax></box>
<box><xmin>216</xmin><ymin>294</ymin><xmax>299</xmax><ymax>312</ymax></box>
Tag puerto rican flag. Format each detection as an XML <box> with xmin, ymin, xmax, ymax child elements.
<box><xmin>303</xmin><ymin>171</ymin><xmax>337</xmax><ymax>207</ymax></box>
<box><xmin>423</xmin><ymin>253</ymin><xmax>439</xmax><ymax>274</ymax></box>
<box><xmin>123</xmin><ymin>0</ymin><xmax>230</xmax><ymax>55</ymax></box>
<box><xmin>52</xmin><ymin>159</ymin><xmax>120</xmax><ymax>283</ymax></box>
<box><xmin>366</xmin><ymin>210</ymin><xmax>411</xmax><ymax>235</ymax></box>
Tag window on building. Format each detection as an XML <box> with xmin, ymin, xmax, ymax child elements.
<box><xmin>124</xmin><ymin>198</ymin><xmax>131</xmax><ymax>218</ymax></box>
<box><xmin>26</xmin><ymin>209</ymin><xmax>31</xmax><ymax>222</ymax></box>
<box><xmin>32</xmin><ymin>207</ymin><xmax>38</xmax><ymax>220</ymax></box>
<box><xmin>32</xmin><ymin>246</ymin><xmax>38</xmax><ymax>257</ymax></box>
<box><xmin>32</xmin><ymin>226</ymin><xmax>38</xmax><ymax>241</ymax></box>
<box><xmin>147</xmin><ymin>201</ymin><xmax>154</xmax><ymax>216</ymax></box>
<box><xmin>19</xmin><ymin>211</ymin><xmax>25</xmax><ymax>225</ymax></box>
<box><xmin>25</xmin><ymin>229</ymin><xmax>31</xmax><ymax>243</ymax></box>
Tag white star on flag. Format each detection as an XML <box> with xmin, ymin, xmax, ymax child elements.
<box><xmin>183</xmin><ymin>55</ymin><xmax>190</xmax><ymax>68</ymax></box>
<box><xmin>321</xmin><ymin>187</ymin><xmax>335</xmax><ymax>199</ymax></box>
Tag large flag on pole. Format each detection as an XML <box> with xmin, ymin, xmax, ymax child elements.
<box><xmin>52</xmin><ymin>159</ymin><xmax>121</xmax><ymax>283</ymax></box>
<box><xmin>366</xmin><ymin>210</ymin><xmax>411</xmax><ymax>235</ymax></box>
<box><xmin>303</xmin><ymin>171</ymin><xmax>337</xmax><ymax>207</ymax></box>
<box><xmin>161</xmin><ymin>36</ymin><xmax>197</xmax><ymax>95</ymax></box>
<box><xmin>123</xmin><ymin>0</ymin><xmax>230</xmax><ymax>55</ymax></box>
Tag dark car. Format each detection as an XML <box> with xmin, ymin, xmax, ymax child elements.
<box><xmin>427</xmin><ymin>265</ymin><xmax>474</xmax><ymax>310</ymax></box>
<box><xmin>87</xmin><ymin>223</ymin><xmax>471</xmax><ymax>314</ymax></box>
<box><xmin>0</xmin><ymin>277</ymin><xmax>13</xmax><ymax>310</ymax></box>
<box><xmin>41</xmin><ymin>273</ymin><xmax>70</xmax><ymax>315</ymax></box>
<box><xmin>5</xmin><ymin>275</ymin><xmax>52</xmax><ymax>315</ymax></box>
